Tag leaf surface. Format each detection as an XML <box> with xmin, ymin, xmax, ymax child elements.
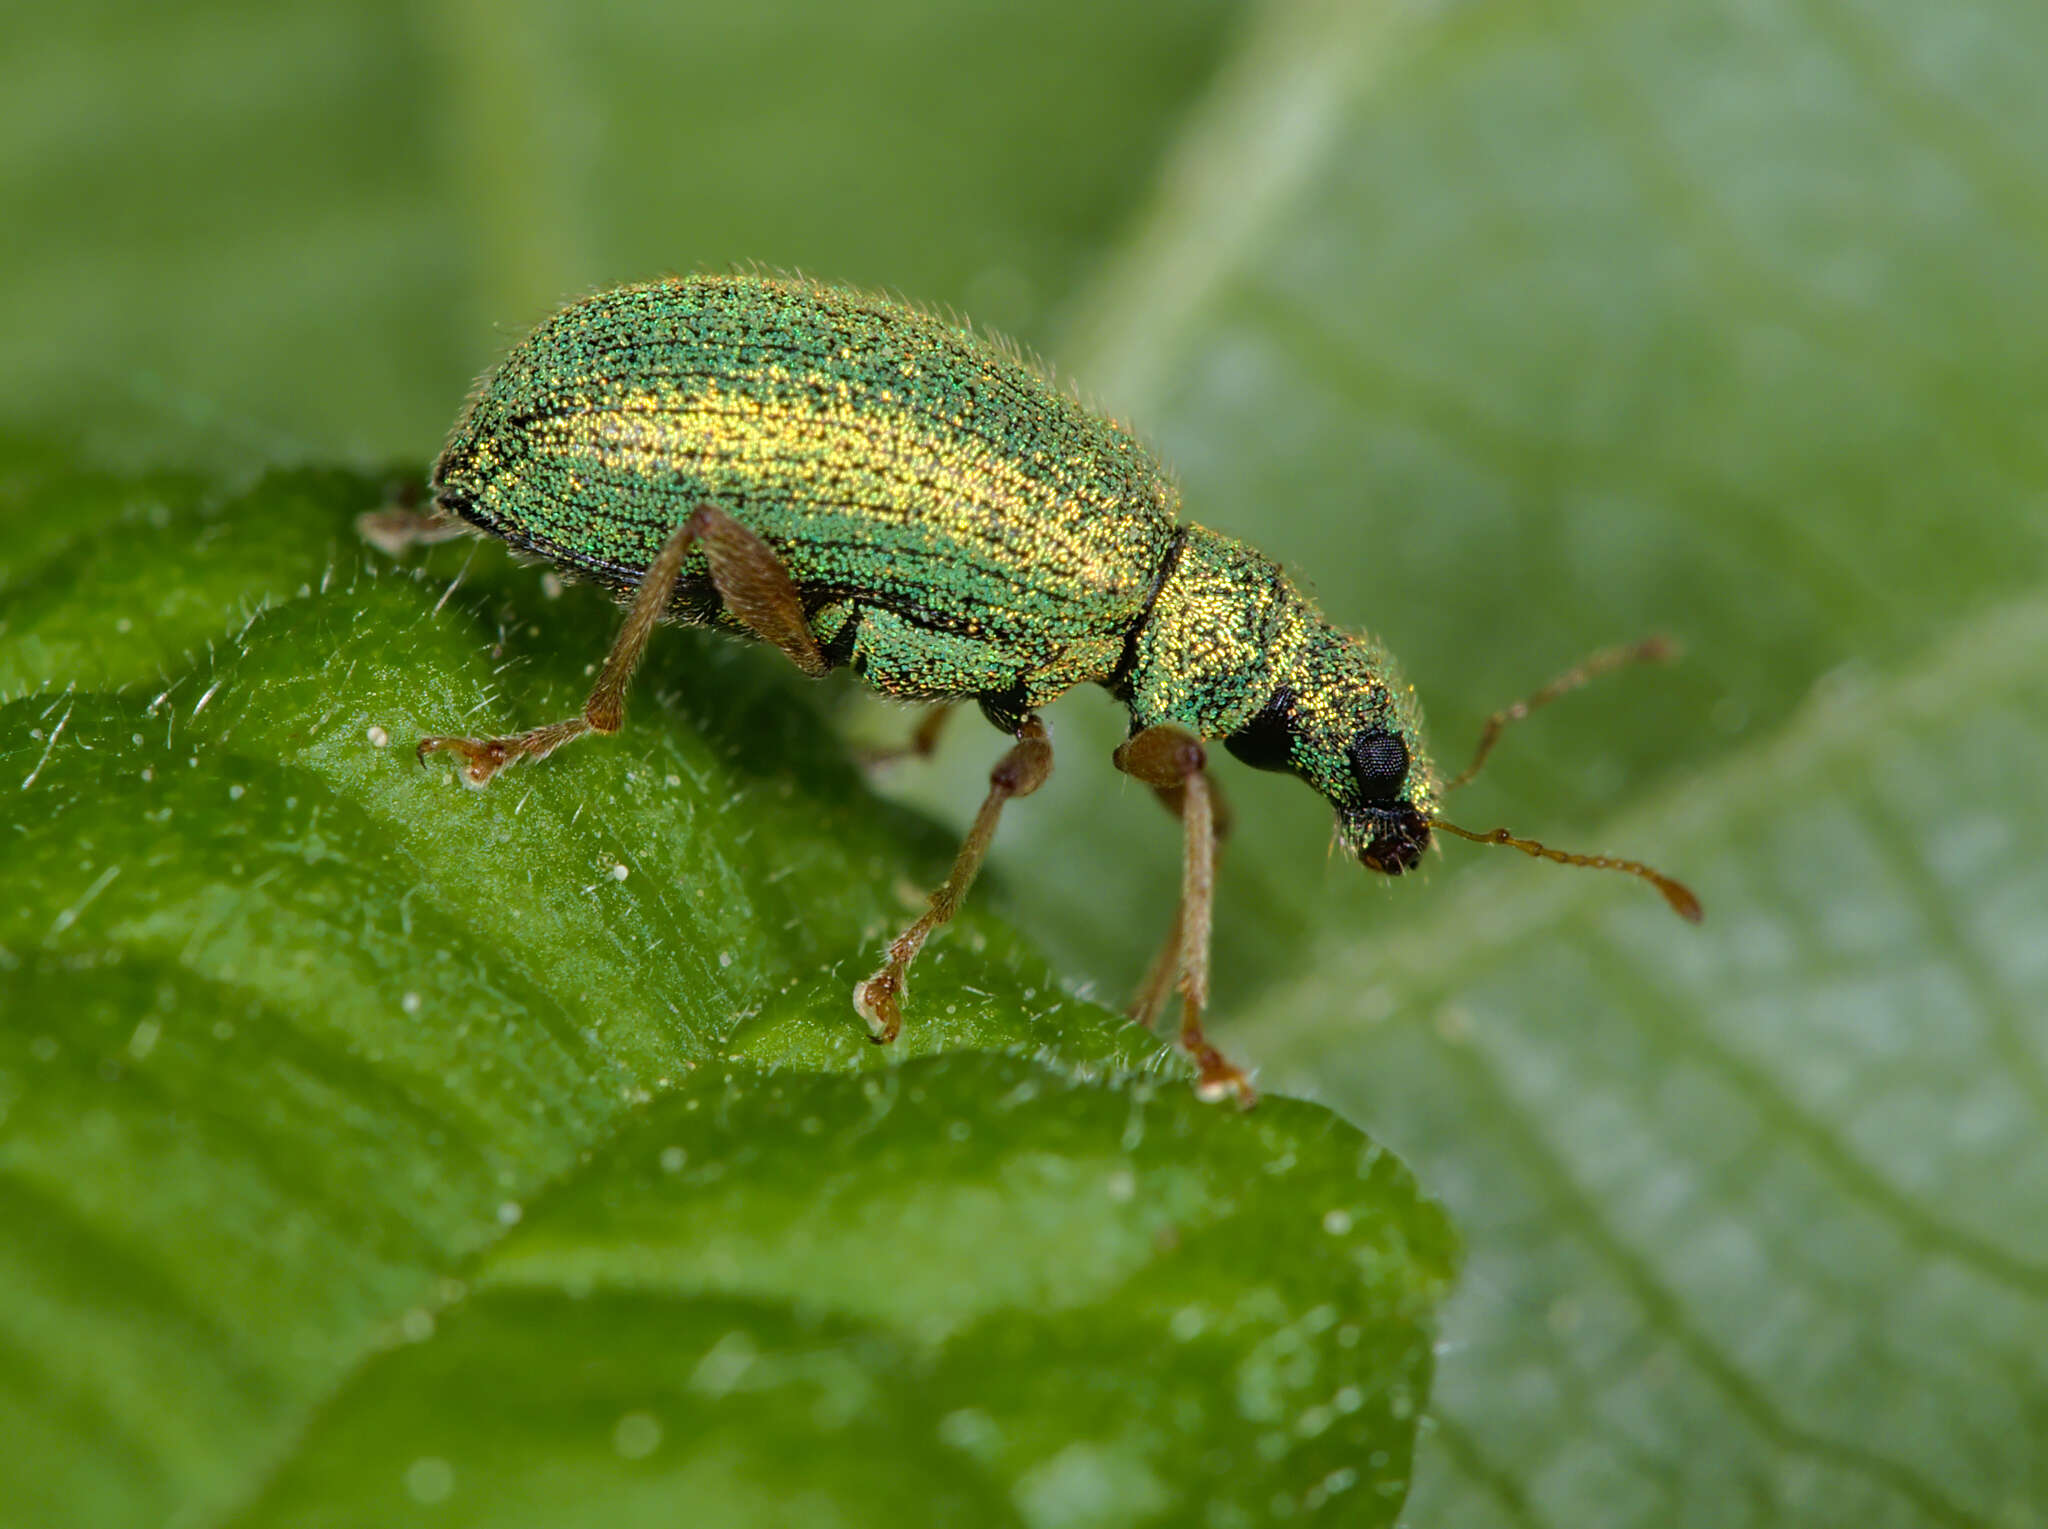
<box><xmin>0</xmin><ymin>453</ymin><xmax>1452</xmax><ymax>1528</ymax></box>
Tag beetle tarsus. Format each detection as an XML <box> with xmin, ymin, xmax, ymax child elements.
<box><xmin>853</xmin><ymin>964</ymin><xmax>909</xmax><ymax>1043</ymax></box>
<box><xmin>1190</xmin><ymin>1046</ymin><xmax>1256</xmax><ymax>1109</ymax></box>
<box><xmin>417</xmin><ymin>717</ymin><xmax>592</xmax><ymax>787</ymax></box>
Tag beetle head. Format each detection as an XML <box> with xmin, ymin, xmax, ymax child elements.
<box><xmin>1223</xmin><ymin>626</ymin><xmax>1439</xmax><ymax>877</ymax></box>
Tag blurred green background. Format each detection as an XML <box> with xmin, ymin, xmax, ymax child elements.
<box><xmin>6</xmin><ymin>0</ymin><xmax>2048</xmax><ymax>1526</ymax></box>
<box><xmin>1</xmin><ymin>0</ymin><xmax>1238</xmax><ymax>465</ymax></box>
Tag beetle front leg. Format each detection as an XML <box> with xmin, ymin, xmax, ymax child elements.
<box><xmin>418</xmin><ymin>504</ymin><xmax>822</xmax><ymax>786</ymax></box>
<box><xmin>1115</xmin><ymin>725</ymin><xmax>1254</xmax><ymax>1108</ymax></box>
<box><xmin>1127</xmin><ymin>764</ymin><xmax>1234</xmax><ymax>1033</ymax></box>
<box><xmin>854</xmin><ymin>716</ymin><xmax>1052</xmax><ymax>1042</ymax></box>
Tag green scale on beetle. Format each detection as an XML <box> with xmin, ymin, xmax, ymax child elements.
<box><xmin>368</xmin><ymin>273</ymin><xmax>1700</xmax><ymax>1105</ymax></box>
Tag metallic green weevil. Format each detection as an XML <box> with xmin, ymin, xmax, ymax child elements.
<box><xmin>369</xmin><ymin>273</ymin><xmax>1700</xmax><ymax>1105</ymax></box>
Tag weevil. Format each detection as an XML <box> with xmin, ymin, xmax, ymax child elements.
<box><xmin>366</xmin><ymin>274</ymin><xmax>1700</xmax><ymax>1106</ymax></box>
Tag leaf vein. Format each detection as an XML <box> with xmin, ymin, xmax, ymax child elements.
<box><xmin>1441</xmin><ymin>1035</ymin><xmax>1989</xmax><ymax>1528</ymax></box>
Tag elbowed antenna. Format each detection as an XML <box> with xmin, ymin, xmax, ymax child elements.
<box><xmin>1430</xmin><ymin>817</ymin><xmax>1704</xmax><ymax>923</ymax></box>
<box><xmin>1427</xmin><ymin>633</ymin><xmax>1703</xmax><ymax>920</ymax></box>
<box><xmin>1445</xmin><ymin>636</ymin><xmax>1676</xmax><ymax>792</ymax></box>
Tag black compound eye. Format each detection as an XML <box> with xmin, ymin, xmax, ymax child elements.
<box><xmin>1349</xmin><ymin>729</ymin><xmax>1410</xmax><ymax>800</ymax></box>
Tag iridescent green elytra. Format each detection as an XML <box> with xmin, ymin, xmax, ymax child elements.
<box><xmin>399</xmin><ymin>273</ymin><xmax>1696</xmax><ymax>1104</ymax></box>
<box><xmin>435</xmin><ymin>274</ymin><xmax>1434</xmax><ymax>862</ymax></box>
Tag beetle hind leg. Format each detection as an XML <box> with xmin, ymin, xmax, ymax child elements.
<box><xmin>417</xmin><ymin>504</ymin><xmax>823</xmax><ymax>786</ymax></box>
<box><xmin>854</xmin><ymin>716</ymin><xmax>1053</xmax><ymax>1042</ymax></box>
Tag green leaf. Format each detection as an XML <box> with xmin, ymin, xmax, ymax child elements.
<box><xmin>244</xmin><ymin>1060</ymin><xmax>1446</xmax><ymax>1529</ymax></box>
<box><xmin>0</xmin><ymin>451</ymin><xmax>1453</xmax><ymax>1528</ymax></box>
<box><xmin>9</xmin><ymin>0</ymin><xmax>2047</xmax><ymax>1522</ymax></box>
<box><xmin>874</xmin><ymin>0</ymin><xmax>2042</xmax><ymax>1524</ymax></box>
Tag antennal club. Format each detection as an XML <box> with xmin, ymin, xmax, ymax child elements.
<box><xmin>1432</xmin><ymin>818</ymin><xmax>1704</xmax><ymax>923</ymax></box>
<box><xmin>1447</xmin><ymin>636</ymin><xmax>1676</xmax><ymax>792</ymax></box>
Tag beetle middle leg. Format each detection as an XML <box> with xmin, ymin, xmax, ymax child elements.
<box><xmin>1115</xmin><ymin>725</ymin><xmax>1254</xmax><ymax>1107</ymax></box>
<box><xmin>418</xmin><ymin>504</ymin><xmax>824</xmax><ymax>786</ymax></box>
<box><xmin>854</xmin><ymin>716</ymin><xmax>1052</xmax><ymax>1042</ymax></box>
<box><xmin>852</xmin><ymin>702</ymin><xmax>957</xmax><ymax>768</ymax></box>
